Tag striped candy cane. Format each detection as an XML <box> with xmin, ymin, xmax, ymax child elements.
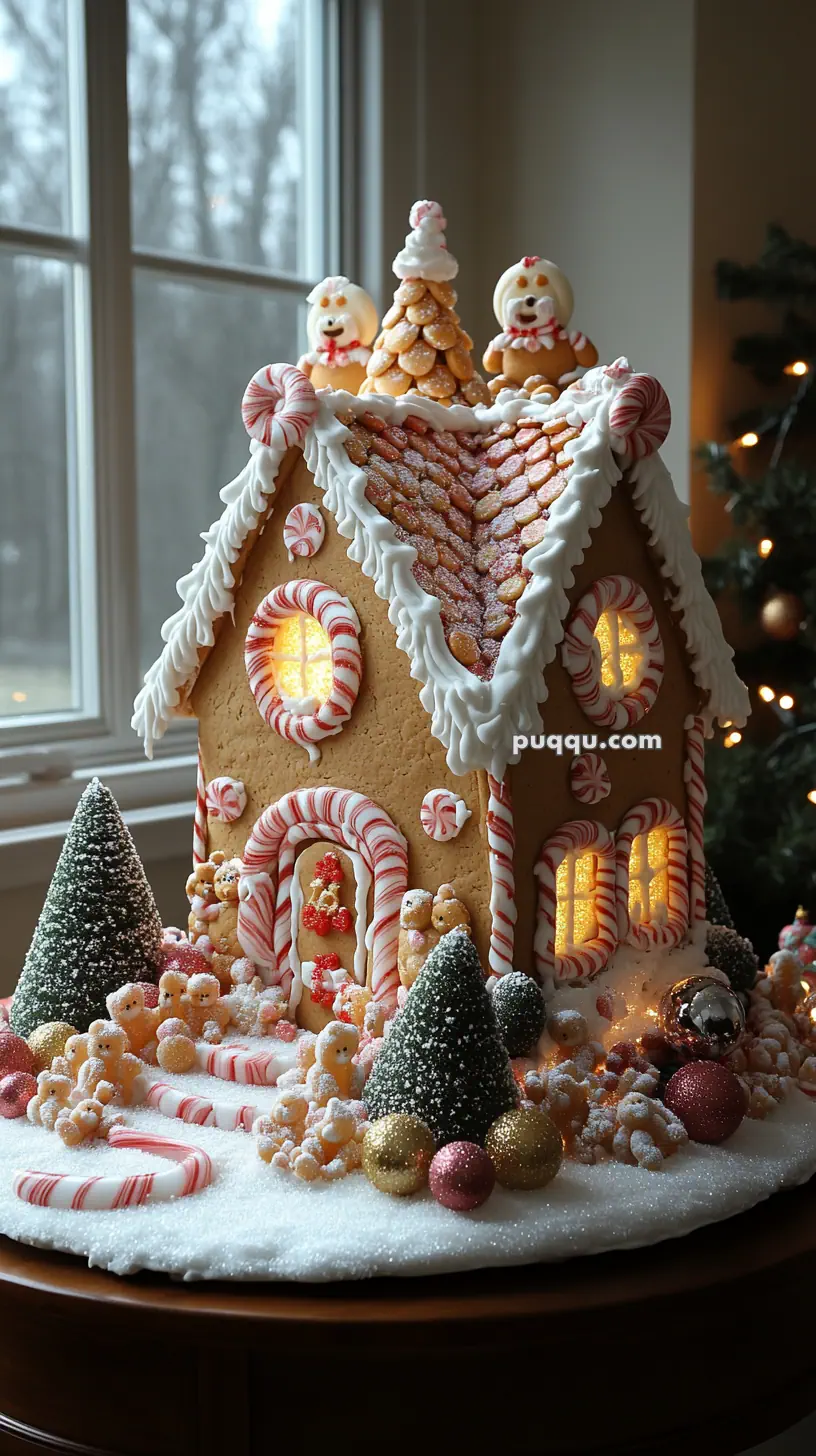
<box><xmin>194</xmin><ymin>1041</ymin><xmax>281</xmax><ymax>1086</ymax></box>
<box><xmin>609</xmin><ymin>373</ymin><xmax>671</xmax><ymax>461</ymax></box>
<box><xmin>684</xmin><ymin>717</ymin><xmax>707</xmax><ymax>924</ymax></box>
<box><xmin>615</xmin><ymin>798</ymin><xmax>688</xmax><ymax>949</ymax></box>
<box><xmin>534</xmin><ymin>820</ymin><xmax>617</xmax><ymax>982</ymax></box>
<box><xmin>486</xmin><ymin>774</ymin><xmax>516</xmax><ymax>977</ymax></box>
<box><xmin>561</xmin><ymin>576</ymin><xmax>664</xmax><ymax>730</ymax></box>
<box><xmin>245</xmin><ymin>581</ymin><xmax>363</xmax><ymax>763</ymax></box>
<box><xmin>237</xmin><ymin>871</ymin><xmax>277</xmax><ymax>972</ymax></box>
<box><xmin>13</xmin><ymin>1126</ymin><xmax>213</xmax><ymax>1211</ymax></box>
<box><xmin>146</xmin><ymin>1081</ymin><xmax>258</xmax><ymax>1132</ymax></box>
<box><xmin>241</xmin><ymin>788</ymin><xmax>407</xmax><ymax>1010</ymax></box>
<box><xmin>193</xmin><ymin>751</ymin><xmax>208</xmax><ymax>866</ymax></box>
<box><xmin>241</xmin><ymin>362</ymin><xmax>318</xmax><ymax>450</ymax></box>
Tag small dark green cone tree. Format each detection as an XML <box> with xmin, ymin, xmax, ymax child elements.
<box><xmin>364</xmin><ymin>930</ymin><xmax>519</xmax><ymax>1146</ymax></box>
<box><xmin>11</xmin><ymin>779</ymin><xmax>164</xmax><ymax>1038</ymax></box>
<box><xmin>705</xmin><ymin>862</ymin><xmax>735</xmax><ymax>930</ymax></box>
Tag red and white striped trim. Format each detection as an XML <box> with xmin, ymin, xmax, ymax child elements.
<box><xmin>283</xmin><ymin>502</ymin><xmax>325</xmax><ymax>561</ymax></box>
<box><xmin>569</xmin><ymin>751</ymin><xmax>611</xmax><ymax>805</ymax></box>
<box><xmin>240</xmin><ymin>788</ymin><xmax>407</xmax><ymax>1010</ymax></box>
<box><xmin>237</xmin><ymin>871</ymin><xmax>278</xmax><ymax>973</ymax></box>
<box><xmin>245</xmin><ymin>580</ymin><xmax>362</xmax><ymax>763</ymax></box>
<box><xmin>194</xmin><ymin>1041</ymin><xmax>280</xmax><ymax>1086</ymax></box>
<box><xmin>420</xmin><ymin>788</ymin><xmax>471</xmax><ymax>843</ymax></box>
<box><xmin>684</xmin><ymin>716</ymin><xmax>707</xmax><ymax>924</ymax></box>
<box><xmin>241</xmin><ymin>362</ymin><xmax>318</xmax><ymax>451</ymax></box>
<box><xmin>487</xmin><ymin>774</ymin><xmax>516</xmax><ymax>977</ymax></box>
<box><xmin>204</xmin><ymin>776</ymin><xmax>247</xmax><ymax>823</ymax></box>
<box><xmin>146</xmin><ymin>1081</ymin><xmax>258</xmax><ymax>1131</ymax></box>
<box><xmin>615</xmin><ymin>798</ymin><xmax>689</xmax><ymax>949</ymax></box>
<box><xmin>609</xmin><ymin>373</ymin><xmax>671</xmax><ymax>461</ymax></box>
<box><xmin>534</xmin><ymin>820</ymin><xmax>617</xmax><ymax>982</ymax></box>
<box><xmin>13</xmin><ymin>1126</ymin><xmax>213</xmax><ymax>1211</ymax></box>
<box><xmin>561</xmin><ymin>575</ymin><xmax>664</xmax><ymax>729</ymax></box>
<box><xmin>193</xmin><ymin>751</ymin><xmax>208</xmax><ymax>866</ymax></box>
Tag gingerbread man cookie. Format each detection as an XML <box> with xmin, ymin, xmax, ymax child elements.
<box><xmin>483</xmin><ymin>255</ymin><xmax>598</xmax><ymax>400</ymax></box>
<box><xmin>297</xmin><ymin>275</ymin><xmax>378</xmax><ymax>394</ymax></box>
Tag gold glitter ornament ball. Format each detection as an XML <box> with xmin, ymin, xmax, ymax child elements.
<box><xmin>486</xmin><ymin>1107</ymin><xmax>563</xmax><ymax>1190</ymax></box>
<box><xmin>362</xmin><ymin>1114</ymin><xmax>436</xmax><ymax>1196</ymax></box>
<box><xmin>26</xmin><ymin>1021</ymin><xmax>78</xmax><ymax>1075</ymax></box>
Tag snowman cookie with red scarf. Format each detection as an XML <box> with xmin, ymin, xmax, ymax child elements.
<box><xmin>297</xmin><ymin>274</ymin><xmax>378</xmax><ymax>394</ymax></box>
<box><xmin>483</xmin><ymin>255</ymin><xmax>598</xmax><ymax>400</ymax></box>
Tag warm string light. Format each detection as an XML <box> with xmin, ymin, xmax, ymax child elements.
<box><xmin>739</xmin><ymin>431</ymin><xmax>759</xmax><ymax>448</ymax></box>
<box><xmin>808</xmin><ymin>791</ymin><xmax>816</xmax><ymax>806</ymax></box>
<box><xmin>724</xmin><ymin>730</ymin><xmax>742</xmax><ymax>748</ymax></box>
<box><xmin>784</xmin><ymin>360</ymin><xmax>809</xmax><ymax>377</ymax></box>
<box><xmin>757</xmin><ymin>538</ymin><xmax>774</xmax><ymax>558</ymax></box>
<box><xmin>779</xmin><ymin>693</ymin><xmax>795</xmax><ymax>711</ymax></box>
<box><xmin>758</xmin><ymin>685</ymin><xmax>775</xmax><ymax>702</ymax></box>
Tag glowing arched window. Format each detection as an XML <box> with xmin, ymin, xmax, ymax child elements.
<box><xmin>270</xmin><ymin>613</ymin><xmax>333</xmax><ymax>711</ymax></box>
<box><xmin>535</xmin><ymin>821</ymin><xmax>617</xmax><ymax>982</ymax></box>
<box><xmin>595</xmin><ymin>609</ymin><xmax>645</xmax><ymax>697</ymax></box>
<box><xmin>615</xmin><ymin>799</ymin><xmax>688</xmax><ymax>950</ymax></box>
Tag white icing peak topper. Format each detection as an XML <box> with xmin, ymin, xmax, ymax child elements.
<box><xmin>492</xmin><ymin>255</ymin><xmax>575</xmax><ymax>341</ymax></box>
<box><xmin>392</xmin><ymin>200</ymin><xmax>458</xmax><ymax>283</ymax></box>
<box><xmin>303</xmin><ymin>275</ymin><xmax>377</xmax><ymax>361</ymax></box>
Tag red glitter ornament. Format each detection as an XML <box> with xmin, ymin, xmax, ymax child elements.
<box><xmin>0</xmin><ymin>1032</ymin><xmax>35</xmax><ymax>1079</ymax></box>
<box><xmin>0</xmin><ymin>1071</ymin><xmax>37</xmax><ymax>1118</ymax></box>
<box><xmin>663</xmin><ymin>1062</ymin><xmax>747</xmax><ymax>1144</ymax></box>
<box><xmin>429</xmin><ymin>1141</ymin><xmax>495</xmax><ymax>1211</ymax></box>
<box><xmin>160</xmin><ymin>943</ymin><xmax>210</xmax><ymax>978</ymax></box>
<box><xmin>135</xmin><ymin>981</ymin><xmax>160</xmax><ymax>1009</ymax></box>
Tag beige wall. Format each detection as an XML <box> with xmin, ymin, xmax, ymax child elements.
<box><xmin>691</xmin><ymin>0</ymin><xmax>816</xmax><ymax>553</ymax></box>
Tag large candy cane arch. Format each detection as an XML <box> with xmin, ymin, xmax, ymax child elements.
<box><xmin>615</xmin><ymin>798</ymin><xmax>688</xmax><ymax>949</ymax></box>
<box><xmin>561</xmin><ymin>575</ymin><xmax>664</xmax><ymax>729</ymax></box>
<box><xmin>13</xmin><ymin>1127</ymin><xmax>213</xmax><ymax>1210</ymax></box>
<box><xmin>486</xmin><ymin>774</ymin><xmax>516</xmax><ymax>977</ymax></box>
<box><xmin>240</xmin><ymin>788</ymin><xmax>407</xmax><ymax>1009</ymax></box>
<box><xmin>534</xmin><ymin>820</ymin><xmax>617</xmax><ymax>982</ymax></box>
<box><xmin>245</xmin><ymin>580</ymin><xmax>362</xmax><ymax>762</ymax></box>
<box><xmin>684</xmin><ymin>717</ymin><xmax>707</xmax><ymax>924</ymax></box>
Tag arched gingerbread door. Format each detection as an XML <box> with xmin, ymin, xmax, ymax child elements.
<box><xmin>291</xmin><ymin>840</ymin><xmax>371</xmax><ymax>1033</ymax></box>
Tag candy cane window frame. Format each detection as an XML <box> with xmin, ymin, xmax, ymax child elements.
<box><xmin>615</xmin><ymin>798</ymin><xmax>688</xmax><ymax>950</ymax></box>
<box><xmin>534</xmin><ymin>820</ymin><xmax>617</xmax><ymax>981</ymax></box>
<box><xmin>244</xmin><ymin>581</ymin><xmax>362</xmax><ymax>762</ymax></box>
<box><xmin>561</xmin><ymin>575</ymin><xmax>664</xmax><ymax>729</ymax></box>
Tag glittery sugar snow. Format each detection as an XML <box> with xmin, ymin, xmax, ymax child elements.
<box><xmin>363</xmin><ymin>929</ymin><xmax>518</xmax><ymax>1145</ymax></box>
<box><xmin>11</xmin><ymin>779</ymin><xmax>164</xmax><ymax>1038</ymax></box>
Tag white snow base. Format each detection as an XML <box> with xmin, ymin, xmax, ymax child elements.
<box><xmin>1</xmin><ymin>1070</ymin><xmax>815</xmax><ymax>1283</ymax></box>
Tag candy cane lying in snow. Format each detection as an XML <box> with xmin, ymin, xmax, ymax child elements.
<box><xmin>13</xmin><ymin>1126</ymin><xmax>213</xmax><ymax>1211</ymax></box>
<box><xmin>195</xmin><ymin>1041</ymin><xmax>281</xmax><ymax>1086</ymax></box>
<box><xmin>146</xmin><ymin>1081</ymin><xmax>258</xmax><ymax>1131</ymax></box>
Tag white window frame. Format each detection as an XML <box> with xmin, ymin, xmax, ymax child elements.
<box><xmin>0</xmin><ymin>0</ymin><xmax>370</xmax><ymax>860</ymax></box>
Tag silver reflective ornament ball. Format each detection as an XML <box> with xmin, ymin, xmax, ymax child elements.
<box><xmin>659</xmin><ymin>975</ymin><xmax>745</xmax><ymax>1058</ymax></box>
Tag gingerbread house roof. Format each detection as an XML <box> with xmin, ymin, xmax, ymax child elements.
<box><xmin>132</xmin><ymin>360</ymin><xmax>749</xmax><ymax>776</ymax></box>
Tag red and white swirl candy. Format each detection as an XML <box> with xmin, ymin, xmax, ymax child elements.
<box><xmin>609</xmin><ymin>373</ymin><xmax>671</xmax><ymax>461</ymax></box>
<box><xmin>241</xmin><ymin>363</ymin><xmax>318</xmax><ymax>451</ymax></box>
<box><xmin>420</xmin><ymin>789</ymin><xmax>471</xmax><ymax>843</ymax></box>
<box><xmin>195</xmin><ymin>1041</ymin><xmax>281</xmax><ymax>1086</ymax></box>
<box><xmin>205</xmin><ymin>776</ymin><xmax>247</xmax><ymax>824</ymax></box>
<box><xmin>13</xmin><ymin>1126</ymin><xmax>213</xmax><ymax>1210</ymax></box>
<box><xmin>245</xmin><ymin>580</ymin><xmax>362</xmax><ymax>762</ymax></box>
<box><xmin>283</xmin><ymin>503</ymin><xmax>325</xmax><ymax>561</ymax></box>
<box><xmin>570</xmin><ymin>752</ymin><xmax>611</xmax><ymax>805</ymax></box>
<box><xmin>146</xmin><ymin>1081</ymin><xmax>258</xmax><ymax>1132</ymax></box>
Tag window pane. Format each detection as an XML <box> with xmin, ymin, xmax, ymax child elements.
<box><xmin>128</xmin><ymin>0</ymin><xmax>308</xmax><ymax>273</ymax></box>
<box><xmin>134</xmin><ymin>271</ymin><xmax>300</xmax><ymax>674</ymax></box>
<box><xmin>0</xmin><ymin>254</ymin><xmax>76</xmax><ymax>717</ymax></box>
<box><xmin>0</xmin><ymin>0</ymin><xmax>71</xmax><ymax>233</ymax></box>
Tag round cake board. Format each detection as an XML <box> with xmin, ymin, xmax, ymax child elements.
<box><xmin>0</xmin><ymin>1076</ymin><xmax>815</xmax><ymax>1282</ymax></box>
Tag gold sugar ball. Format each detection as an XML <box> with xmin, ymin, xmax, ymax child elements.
<box><xmin>26</xmin><ymin>1021</ymin><xmax>78</xmax><ymax>1075</ymax></box>
<box><xmin>486</xmin><ymin>1107</ymin><xmax>563</xmax><ymax>1190</ymax></box>
<box><xmin>361</xmin><ymin>1114</ymin><xmax>436</xmax><ymax>1196</ymax></box>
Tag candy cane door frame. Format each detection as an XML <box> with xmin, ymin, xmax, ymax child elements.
<box><xmin>290</xmin><ymin>841</ymin><xmax>371</xmax><ymax>1033</ymax></box>
<box><xmin>239</xmin><ymin>788</ymin><xmax>408</xmax><ymax>1017</ymax></box>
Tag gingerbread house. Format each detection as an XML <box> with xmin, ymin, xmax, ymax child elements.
<box><xmin>132</xmin><ymin>349</ymin><xmax>748</xmax><ymax>1022</ymax></box>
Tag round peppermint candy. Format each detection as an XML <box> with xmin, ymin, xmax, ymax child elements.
<box><xmin>420</xmin><ymin>789</ymin><xmax>471</xmax><ymax>842</ymax></box>
<box><xmin>205</xmin><ymin>776</ymin><xmax>247</xmax><ymax>823</ymax></box>
<box><xmin>241</xmin><ymin>363</ymin><xmax>318</xmax><ymax>451</ymax></box>
<box><xmin>283</xmin><ymin>503</ymin><xmax>325</xmax><ymax>561</ymax></box>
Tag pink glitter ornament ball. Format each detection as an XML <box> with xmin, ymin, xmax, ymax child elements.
<box><xmin>135</xmin><ymin>981</ymin><xmax>160</xmax><ymax>1009</ymax></box>
<box><xmin>664</xmin><ymin>1062</ymin><xmax>747</xmax><ymax>1144</ymax></box>
<box><xmin>160</xmin><ymin>943</ymin><xmax>210</xmax><ymax>978</ymax></box>
<box><xmin>0</xmin><ymin>1071</ymin><xmax>37</xmax><ymax>1119</ymax></box>
<box><xmin>0</xmin><ymin>1032</ymin><xmax>35</xmax><ymax>1079</ymax></box>
<box><xmin>429</xmin><ymin>1141</ymin><xmax>495</xmax><ymax>1211</ymax></box>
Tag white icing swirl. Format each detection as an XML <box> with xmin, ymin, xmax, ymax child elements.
<box><xmin>392</xmin><ymin>199</ymin><xmax>458</xmax><ymax>283</ymax></box>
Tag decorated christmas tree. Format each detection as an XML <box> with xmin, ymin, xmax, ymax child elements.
<box><xmin>360</xmin><ymin>199</ymin><xmax>490</xmax><ymax>407</ymax></box>
<box><xmin>363</xmin><ymin>929</ymin><xmax>518</xmax><ymax>1145</ymax></box>
<box><xmin>699</xmin><ymin>225</ymin><xmax>816</xmax><ymax>948</ymax></box>
<box><xmin>11</xmin><ymin>779</ymin><xmax>164</xmax><ymax>1037</ymax></box>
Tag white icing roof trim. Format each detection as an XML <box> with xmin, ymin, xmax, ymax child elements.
<box><xmin>133</xmin><ymin>366</ymin><xmax>748</xmax><ymax>773</ymax></box>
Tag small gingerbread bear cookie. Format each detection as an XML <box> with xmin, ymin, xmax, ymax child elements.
<box><xmin>106</xmin><ymin>983</ymin><xmax>160</xmax><ymax>1063</ymax></box>
<box><xmin>431</xmin><ymin>883</ymin><xmax>472</xmax><ymax>938</ymax></box>
<box><xmin>26</xmin><ymin>1071</ymin><xmax>73</xmax><ymax>1131</ymax></box>
<box><xmin>208</xmin><ymin>857</ymin><xmax>243</xmax><ymax>991</ymax></box>
<box><xmin>183</xmin><ymin>972</ymin><xmax>230</xmax><ymax>1044</ymax></box>
<box><xmin>185</xmin><ymin>851</ymin><xmax>226</xmax><ymax>945</ymax></box>
<box><xmin>397</xmin><ymin>889</ymin><xmax>436</xmax><ymax>989</ymax></box>
<box><xmin>483</xmin><ymin>255</ymin><xmax>598</xmax><ymax>400</ymax></box>
<box><xmin>305</xmin><ymin>1021</ymin><xmax>364</xmax><ymax>1106</ymax></box>
<box><xmin>297</xmin><ymin>275</ymin><xmax>378</xmax><ymax>394</ymax></box>
<box><xmin>77</xmin><ymin>1021</ymin><xmax>146</xmax><ymax>1106</ymax></box>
